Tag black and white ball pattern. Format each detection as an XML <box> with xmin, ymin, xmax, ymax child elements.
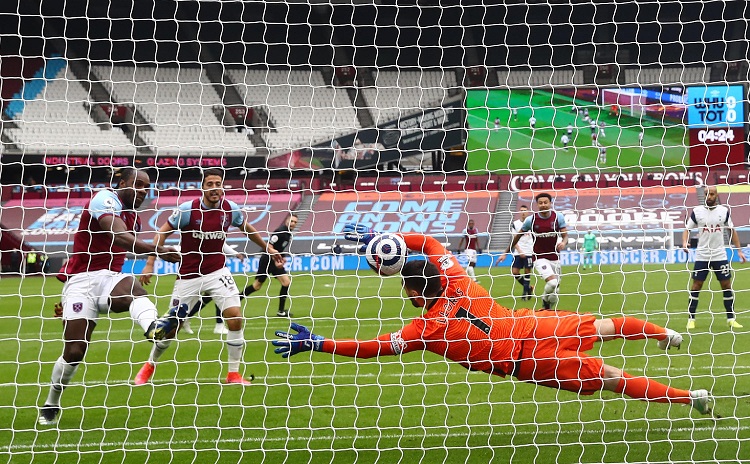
<box><xmin>366</xmin><ymin>233</ymin><xmax>407</xmax><ymax>276</ymax></box>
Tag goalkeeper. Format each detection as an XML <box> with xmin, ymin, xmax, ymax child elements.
<box><xmin>581</xmin><ymin>229</ymin><xmax>598</xmax><ymax>269</ymax></box>
<box><xmin>273</xmin><ymin>226</ymin><xmax>713</xmax><ymax>416</ymax></box>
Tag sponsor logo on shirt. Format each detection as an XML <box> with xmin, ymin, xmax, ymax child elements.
<box><xmin>192</xmin><ymin>231</ymin><xmax>226</xmax><ymax>240</ymax></box>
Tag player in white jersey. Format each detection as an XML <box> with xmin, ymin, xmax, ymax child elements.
<box><xmin>682</xmin><ymin>186</ymin><xmax>746</xmax><ymax>330</ymax></box>
<box><xmin>496</xmin><ymin>205</ymin><xmax>535</xmax><ymax>299</ymax></box>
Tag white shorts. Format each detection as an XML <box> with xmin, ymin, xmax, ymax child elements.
<box><xmin>533</xmin><ymin>258</ymin><xmax>562</xmax><ymax>281</ymax></box>
<box><xmin>170</xmin><ymin>267</ymin><xmax>241</xmax><ymax>316</ymax></box>
<box><xmin>464</xmin><ymin>249</ymin><xmax>478</xmax><ymax>265</ymax></box>
<box><xmin>62</xmin><ymin>270</ymin><xmax>132</xmax><ymax>321</ymax></box>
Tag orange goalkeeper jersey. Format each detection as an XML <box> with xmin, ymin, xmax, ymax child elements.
<box><xmin>322</xmin><ymin>234</ymin><xmax>536</xmax><ymax>377</ymax></box>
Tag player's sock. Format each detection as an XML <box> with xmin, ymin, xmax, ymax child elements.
<box><xmin>215</xmin><ymin>306</ymin><xmax>223</xmax><ymax>324</ymax></box>
<box><xmin>723</xmin><ymin>289</ymin><xmax>735</xmax><ymax>319</ymax></box>
<box><xmin>615</xmin><ymin>372</ymin><xmax>691</xmax><ymax>404</ymax></box>
<box><xmin>466</xmin><ymin>266</ymin><xmax>476</xmax><ymax>279</ymax></box>
<box><xmin>688</xmin><ymin>291</ymin><xmax>699</xmax><ymax>318</ymax></box>
<box><xmin>279</xmin><ymin>286</ymin><xmax>289</xmax><ymax>314</ymax></box>
<box><xmin>243</xmin><ymin>286</ymin><xmax>257</xmax><ymax>297</ymax></box>
<box><xmin>226</xmin><ymin>330</ymin><xmax>244</xmax><ymax>373</ymax></box>
<box><xmin>148</xmin><ymin>340</ymin><xmax>172</xmax><ymax>364</ymax></box>
<box><xmin>514</xmin><ymin>275</ymin><xmax>524</xmax><ymax>288</ymax></box>
<box><xmin>45</xmin><ymin>356</ymin><xmax>79</xmax><ymax>407</ymax></box>
<box><xmin>129</xmin><ymin>297</ymin><xmax>160</xmax><ymax>333</ymax></box>
<box><xmin>543</xmin><ymin>279</ymin><xmax>559</xmax><ymax>305</ymax></box>
<box><xmin>611</xmin><ymin>317</ymin><xmax>667</xmax><ymax>341</ymax></box>
<box><xmin>523</xmin><ymin>275</ymin><xmax>531</xmax><ymax>293</ymax></box>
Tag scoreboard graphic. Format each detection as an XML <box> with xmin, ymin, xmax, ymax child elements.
<box><xmin>686</xmin><ymin>85</ymin><xmax>746</xmax><ymax>169</ymax></box>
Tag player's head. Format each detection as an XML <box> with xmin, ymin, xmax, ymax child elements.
<box><xmin>705</xmin><ymin>186</ymin><xmax>719</xmax><ymax>207</ymax></box>
<box><xmin>467</xmin><ymin>219</ymin><xmax>475</xmax><ymax>229</ymax></box>
<box><xmin>286</xmin><ymin>214</ymin><xmax>299</xmax><ymax>231</ymax></box>
<box><xmin>116</xmin><ymin>167</ymin><xmax>150</xmax><ymax>210</ymax></box>
<box><xmin>519</xmin><ymin>204</ymin><xmax>530</xmax><ymax>220</ymax></box>
<box><xmin>201</xmin><ymin>168</ymin><xmax>224</xmax><ymax>205</ymax></box>
<box><xmin>535</xmin><ymin>193</ymin><xmax>553</xmax><ymax>212</ymax></box>
<box><xmin>401</xmin><ymin>260</ymin><xmax>443</xmax><ymax>308</ymax></box>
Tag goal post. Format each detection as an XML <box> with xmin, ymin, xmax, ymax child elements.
<box><xmin>1</xmin><ymin>2</ymin><xmax>749</xmax><ymax>463</ymax></box>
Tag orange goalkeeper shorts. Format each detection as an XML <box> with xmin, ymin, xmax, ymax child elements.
<box><xmin>514</xmin><ymin>310</ymin><xmax>604</xmax><ymax>395</ymax></box>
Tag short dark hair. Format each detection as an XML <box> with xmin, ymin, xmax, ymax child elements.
<box><xmin>202</xmin><ymin>168</ymin><xmax>224</xmax><ymax>185</ymax></box>
<box><xmin>535</xmin><ymin>193</ymin><xmax>552</xmax><ymax>203</ymax></box>
<box><xmin>519</xmin><ymin>204</ymin><xmax>528</xmax><ymax>210</ymax></box>
<box><xmin>115</xmin><ymin>167</ymin><xmax>137</xmax><ymax>185</ymax></box>
<box><xmin>401</xmin><ymin>260</ymin><xmax>443</xmax><ymax>298</ymax></box>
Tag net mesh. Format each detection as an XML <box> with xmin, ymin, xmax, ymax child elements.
<box><xmin>1</xmin><ymin>1</ymin><xmax>749</xmax><ymax>462</ymax></box>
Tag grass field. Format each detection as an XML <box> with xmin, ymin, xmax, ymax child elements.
<box><xmin>2</xmin><ymin>264</ymin><xmax>749</xmax><ymax>463</ymax></box>
<box><xmin>465</xmin><ymin>89</ymin><xmax>689</xmax><ymax>174</ymax></box>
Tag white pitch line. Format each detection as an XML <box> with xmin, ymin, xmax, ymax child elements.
<box><xmin>6</xmin><ymin>424</ymin><xmax>745</xmax><ymax>452</ymax></box>
<box><xmin>1</xmin><ymin>364</ymin><xmax>747</xmax><ymax>388</ymax></box>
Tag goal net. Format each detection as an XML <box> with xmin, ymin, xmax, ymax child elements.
<box><xmin>1</xmin><ymin>1</ymin><xmax>749</xmax><ymax>463</ymax></box>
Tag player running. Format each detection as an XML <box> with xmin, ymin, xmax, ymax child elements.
<box><xmin>581</xmin><ymin>229</ymin><xmax>598</xmax><ymax>269</ymax></box>
<box><xmin>499</xmin><ymin>193</ymin><xmax>568</xmax><ymax>309</ymax></box>
<box><xmin>457</xmin><ymin>218</ymin><xmax>481</xmax><ymax>282</ymax></box>
<box><xmin>241</xmin><ymin>214</ymin><xmax>298</xmax><ymax>317</ymax></box>
<box><xmin>39</xmin><ymin>168</ymin><xmax>182</xmax><ymax>426</ymax></box>
<box><xmin>136</xmin><ymin>168</ymin><xmax>284</xmax><ymax>386</ymax></box>
<box><xmin>682</xmin><ymin>185</ymin><xmax>746</xmax><ymax>330</ymax></box>
<box><xmin>496</xmin><ymin>205</ymin><xmax>534</xmax><ymax>299</ymax></box>
<box><xmin>273</xmin><ymin>229</ymin><xmax>713</xmax><ymax>416</ymax></box>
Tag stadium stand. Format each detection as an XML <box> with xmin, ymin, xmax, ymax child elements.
<box><xmin>4</xmin><ymin>63</ymin><xmax>136</xmax><ymax>155</ymax></box>
<box><xmin>623</xmin><ymin>66</ymin><xmax>710</xmax><ymax>86</ymax></box>
<box><xmin>94</xmin><ymin>65</ymin><xmax>254</xmax><ymax>155</ymax></box>
<box><xmin>360</xmin><ymin>69</ymin><xmax>459</xmax><ymax>125</ymax></box>
<box><xmin>227</xmin><ymin>68</ymin><xmax>360</xmax><ymax>151</ymax></box>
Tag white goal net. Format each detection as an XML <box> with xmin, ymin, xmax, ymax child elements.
<box><xmin>1</xmin><ymin>1</ymin><xmax>749</xmax><ymax>463</ymax></box>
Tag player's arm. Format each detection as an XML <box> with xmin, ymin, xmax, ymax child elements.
<box><xmin>240</xmin><ymin>221</ymin><xmax>284</xmax><ymax>265</ymax></box>
<box><xmin>273</xmin><ymin>322</ymin><xmax>425</xmax><ymax>359</ymax></box>
<box><xmin>98</xmin><ymin>214</ymin><xmax>178</xmax><ymax>261</ymax></box>
<box><xmin>222</xmin><ymin>243</ymin><xmax>245</xmax><ymax>261</ymax></box>
<box><xmin>683</xmin><ymin>210</ymin><xmax>697</xmax><ymax>251</ymax></box>
<box><xmin>402</xmin><ymin>233</ymin><xmax>465</xmax><ymax>278</ymax></box>
<box><xmin>139</xmin><ymin>221</ymin><xmax>176</xmax><ymax>286</ymax></box>
<box><xmin>556</xmin><ymin>227</ymin><xmax>569</xmax><ymax>252</ymax></box>
<box><xmin>457</xmin><ymin>234</ymin><xmax>466</xmax><ymax>252</ymax></box>
<box><xmin>729</xmin><ymin>228</ymin><xmax>746</xmax><ymax>263</ymax></box>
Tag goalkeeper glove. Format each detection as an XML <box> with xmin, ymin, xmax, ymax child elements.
<box><xmin>273</xmin><ymin>322</ymin><xmax>325</xmax><ymax>358</ymax></box>
<box><xmin>342</xmin><ymin>223</ymin><xmax>376</xmax><ymax>253</ymax></box>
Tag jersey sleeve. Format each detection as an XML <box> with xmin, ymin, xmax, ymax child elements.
<box><xmin>725</xmin><ymin>207</ymin><xmax>734</xmax><ymax>228</ymax></box>
<box><xmin>228</xmin><ymin>201</ymin><xmax>245</xmax><ymax>227</ymax></box>
<box><xmin>685</xmin><ymin>210</ymin><xmax>698</xmax><ymax>229</ymax></box>
<box><xmin>319</xmin><ymin>320</ymin><xmax>426</xmax><ymax>358</ymax></box>
<box><xmin>167</xmin><ymin>201</ymin><xmax>193</xmax><ymax>230</ymax></box>
<box><xmin>89</xmin><ymin>190</ymin><xmax>123</xmax><ymax>220</ymax></box>
<box><xmin>402</xmin><ymin>233</ymin><xmax>464</xmax><ymax>278</ymax></box>
<box><xmin>556</xmin><ymin>213</ymin><xmax>568</xmax><ymax>229</ymax></box>
<box><xmin>521</xmin><ymin>216</ymin><xmax>533</xmax><ymax>232</ymax></box>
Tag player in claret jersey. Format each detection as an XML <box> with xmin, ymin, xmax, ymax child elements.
<box><xmin>39</xmin><ymin>168</ymin><xmax>182</xmax><ymax>426</ymax></box>
<box><xmin>273</xmin><ymin>228</ymin><xmax>714</xmax><ymax>416</ymax></box>
<box><xmin>136</xmin><ymin>168</ymin><xmax>284</xmax><ymax>386</ymax></box>
<box><xmin>682</xmin><ymin>185</ymin><xmax>746</xmax><ymax>331</ymax></box>
<box><xmin>499</xmin><ymin>192</ymin><xmax>568</xmax><ymax>309</ymax></box>
<box><xmin>457</xmin><ymin>218</ymin><xmax>482</xmax><ymax>282</ymax></box>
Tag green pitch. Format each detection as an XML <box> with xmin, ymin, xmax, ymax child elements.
<box><xmin>465</xmin><ymin>89</ymin><xmax>689</xmax><ymax>174</ymax></box>
<box><xmin>2</xmin><ymin>265</ymin><xmax>748</xmax><ymax>463</ymax></box>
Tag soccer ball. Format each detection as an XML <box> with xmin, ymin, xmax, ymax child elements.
<box><xmin>365</xmin><ymin>233</ymin><xmax>407</xmax><ymax>276</ymax></box>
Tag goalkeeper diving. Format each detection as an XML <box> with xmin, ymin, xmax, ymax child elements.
<box><xmin>272</xmin><ymin>224</ymin><xmax>713</xmax><ymax>416</ymax></box>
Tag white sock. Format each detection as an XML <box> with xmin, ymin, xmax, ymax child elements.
<box><xmin>226</xmin><ymin>330</ymin><xmax>244</xmax><ymax>373</ymax></box>
<box><xmin>148</xmin><ymin>340</ymin><xmax>172</xmax><ymax>364</ymax></box>
<box><xmin>130</xmin><ymin>297</ymin><xmax>159</xmax><ymax>333</ymax></box>
<box><xmin>46</xmin><ymin>356</ymin><xmax>79</xmax><ymax>406</ymax></box>
<box><xmin>466</xmin><ymin>266</ymin><xmax>476</xmax><ymax>278</ymax></box>
<box><xmin>544</xmin><ymin>279</ymin><xmax>560</xmax><ymax>304</ymax></box>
